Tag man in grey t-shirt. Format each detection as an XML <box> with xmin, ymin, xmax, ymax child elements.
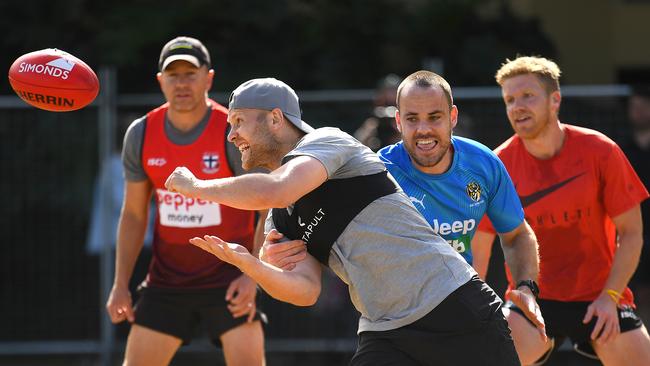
<box><xmin>165</xmin><ymin>78</ymin><xmax>519</xmax><ymax>365</ymax></box>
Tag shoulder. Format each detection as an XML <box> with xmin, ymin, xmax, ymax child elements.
<box><xmin>454</xmin><ymin>136</ymin><xmax>504</xmax><ymax>169</ymax></box>
<box><xmin>565</xmin><ymin>124</ymin><xmax>617</xmax><ymax>151</ymax></box>
<box><xmin>492</xmin><ymin>135</ymin><xmax>521</xmax><ymax>160</ymax></box>
<box><xmin>297</xmin><ymin>127</ymin><xmax>358</xmax><ymax>147</ymax></box>
<box><xmin>208</xmin><ymin>99</ymin><xmax>228</xmax><ymax>116</ymax></box>
<box><xmin>123</xmin><ymin>115</ymin><xmax>147</xmax><ymax>147</ymax></box>
<box><xmin>289</xmin><ymin>127</ymin><xmax>383</xmax><ymax>178</ymax></box>
<box><xmin>377</xmin><ymin>142</ymin><xmax>404</xmax><ymax>164</ymax></box>
<box><xmin>564</xmin><ymin>125</ymin><xmax>630</xmax><ymax>174</ymax></box>
<box><xmin>454</xmin><ymin>136</ymin><xmax>497</xmax><ymax>158</ymax></box>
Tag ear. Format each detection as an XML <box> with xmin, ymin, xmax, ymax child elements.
<box><xmin>450</xmin><ymin>105</ymin><xmax>458</xmax><ymax>129</ymax></box>
<box><xmin>206</xmin><ymin>69</ymin><xmax>215</xmax><ymax>91</ymax></box>
<box><xmin>395</xmin><ymin>109</ymin><xmax>403</xmax><ymax>133</ymax></box>
<box><xmin>550</xmin><ymin>90</ymin><xmax>561</xmax><ymax>112</ymax></box>
<box><xmin>270</xmin><ymin>108</ymin><xmax>284</xmax><ymax>128</ymax></box>
<box><xmin>156</xmin><ymin>72</ymin><xmax>163</xmax><ymax>87</ymax></box>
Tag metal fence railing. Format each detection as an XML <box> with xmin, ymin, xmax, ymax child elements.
<box><xmin>0</xmin><ymin>68</ymin><xmax>634</xmax><ymax>365</ymax></box>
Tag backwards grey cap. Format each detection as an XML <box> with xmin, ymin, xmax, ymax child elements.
<box><xmin>229</xmin><ymin>78</ymin><xmax>315</xmax><ymax>134</ymax></box>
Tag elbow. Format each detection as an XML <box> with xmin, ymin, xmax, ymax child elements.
<box><xmin>619</xmin><ymin>230</ymin><xmax>644</xmax><ymax>251</ymax></box>
<box><xmin>290</xmin><ymin>283</ymin><xmax>321</xmax><ymax>307</ymax></box>
<box><xmin>273</xmin><ymin>197</ymin><xmax>298</xmax><ymax>209</ymax></box>
<box><xmin>293</xmin><ymin>294</ymin><xmax>319</xmax><ymax>307</ymax></box>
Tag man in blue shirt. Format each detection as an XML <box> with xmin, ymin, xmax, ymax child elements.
<box><xmin>378</xmin><ymin>70</ymin><xmax>546</xmax><ymax>342</ymax></box>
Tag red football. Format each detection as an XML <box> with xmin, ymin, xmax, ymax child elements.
<box><xmin>8</xmin><ymin>48</ymin><xmax>99</xmax><ymax>112</ymax></box>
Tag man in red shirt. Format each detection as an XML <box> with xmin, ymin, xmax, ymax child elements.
<box><xmin>105</xmin><ymin>37</ymin><xmax>266</xmax><ymax>365</ymax></box>
<box><xmin>474</xmin><ymin>56</ymin><xmax>650</xmax><ymax>365</ymax></box>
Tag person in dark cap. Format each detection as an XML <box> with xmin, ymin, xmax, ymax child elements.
<box><xmin>105</xmin><ymin>37</ymin><xmax>266</xmax><ymax>366</ymax></box>
<box><xmin>164</xmin><ymin>77</ymin><xmax>520</xmax><ymax>365</ymax></box>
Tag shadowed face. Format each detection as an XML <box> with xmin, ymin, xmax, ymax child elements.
<box><xmin>501</xmin><ymin>74</ymin><xmax>560</xmax><ymax>140</ymax></box>
<box><xmin>396</xmin><ymin>84</ymin><xmax>457</xmax><ymax>174</ymax></box>
<box><xmin>227</xmin><ymin>108</ymin><xmax>279</xmax><ymax>170</ymax></box>
<box><xmin>628</xmin><ymin>95</ymin><xmax>650</xmax><ymax>132</ymax></box>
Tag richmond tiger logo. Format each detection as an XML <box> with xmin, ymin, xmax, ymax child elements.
<box><xmin>466</xmin><ymin>182</ymin><xmax>481</xmax><ymax>202</ymax></box>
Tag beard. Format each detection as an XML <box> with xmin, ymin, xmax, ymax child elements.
<box><xmin>512</xmin><ymin>111</ymin><xmax>551</xmax><ymax>140</ymax></box>
<box><xmin>241</xmin><ymin>124</ymin><xmax>281</xmax><ymax>171</ymax></box>
<box><xmin>403</xmin><ymin>132</ymin><xmax>452</xmax><ymax>170</ymax></box>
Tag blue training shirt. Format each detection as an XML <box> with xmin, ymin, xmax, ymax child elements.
<box><xmin>378</xmin><ymin>136</ymin><xmax>524</xmax><ymax>264</ymax></box>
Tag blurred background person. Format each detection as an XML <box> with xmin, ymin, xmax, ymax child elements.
<box><xmin>354</xmin><ymin>74</ymin><xmax>402</xmax><ymax>151</ymax></box>
<box><xmin>624</xmin><ymin>85</ymin><xmax>650</xmax><ymax>325</ymax></box>
<box><xmin>105</xmin><ymin>36</ymin><xmax>266</xmax><ymax>366</ymax></box>
<box><xmin>86</xmin><ymin>114</ymin><xmax>155</xmax><ymax>257</ymax></box>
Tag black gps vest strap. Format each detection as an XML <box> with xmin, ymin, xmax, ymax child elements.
<box><xmin>272</xmin><ymin>170</ymin><xmax>398</xmax><ymax>266</ymax></box>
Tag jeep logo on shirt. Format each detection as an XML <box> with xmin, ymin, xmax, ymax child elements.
<box><xmin>431</xmin><ymin>219</ymin><xmax>475</xmax><ymax>254</ymax></box>
<box><xmin>431</xmin><ymin>218</ymin><xmax>475</xmax><ymax>236</ymax></box>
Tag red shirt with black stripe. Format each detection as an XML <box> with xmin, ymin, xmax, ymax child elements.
<box><xmin>479</xmin><ymin>124</ymin><xmax>649</xmax><ymax>305</ymax></box>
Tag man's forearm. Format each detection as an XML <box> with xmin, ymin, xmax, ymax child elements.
<box><xmin>167</xmin><ymin>156</ymin><xmax>329</xmax><ymax>210</ymax></box>
<box><xmin>196</xmin><ymin>174</ymin><xmax>283</xmax><ymax>210</ymax></box>
<box><xmin>252</xmin><ymin>210</ymin><xmax>268</xmax><ymax>258</ymax></box>
<box><xmin>238</xmin><ymin>255</ymin><xmax>321</xmax><ymax>306</ymax></box>
<box><xmin>602</xmin><ymin>230</ymin><xmax>643</xmax><ymax>294</ymax></box>
<box><xmin>114</xmin><ymin>214</ymin><xmax>147</xmax><ymax>288</ymax></box>
<box><xmin>501</xmin><ymin>225</ymin><xmax>539</xmax><ymax>283</ymax></box>
<box><xmin>472</xmin><ymin>231</ymin><xmax>496</xmax><ymax>280</ymax></box>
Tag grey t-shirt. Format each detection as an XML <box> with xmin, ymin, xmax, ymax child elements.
<box><xmin>122</xmin><ymin>106</ymin><xmax>246</xmax><ymax>181</ymax></box>
<box><xmin>265</xmin><ymin>127</ymin><xmax>476</xmax><ymax>333</ymax></box>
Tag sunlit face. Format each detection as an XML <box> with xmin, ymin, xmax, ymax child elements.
<box><xmin>157</xmin><ymin>61</ymin><xmax>213</xmax><ymax>113</ymax></box>
<box><xmin>501</xmin><ymin>74</ymin><xmax>560</xmax><ymax>140</ymax></box>
<box><xmin>396</xmin><ymin>85</ymin><xmax>458</xmax><ymax>174</ymax></box>
<box><xmin>227</xmin><ymin>109</ymin><xmax>280</xmax><ymax>170</ymax></box>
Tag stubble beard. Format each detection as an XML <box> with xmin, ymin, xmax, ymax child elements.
<box><xmin>242</xmin><ymin>127</ymin><xmax>281</xmax><ymax>171</ymax></box>
<box><xmin>514</xmin><ymin>111</ymin><xmax>551</xmax><ymax>141</ymax></box>
<box><xmin>405</xmin><ymin>134</ymin><xmax>451</xmax><ymax>170</ymax></box>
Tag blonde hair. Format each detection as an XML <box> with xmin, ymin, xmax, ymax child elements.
<box><xmin>495</xmin><ymin>56</ymin><xmax>561</xmax><ymax>93</ymax></box>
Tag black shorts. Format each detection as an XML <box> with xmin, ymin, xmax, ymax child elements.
<box><xmin>350</xmin><ymin>276</ymin><xmax>519</xmax><ymax>366</ymax></box>
<box><xmin>507</xmin><ymin>299</ymin><xmax>643</xmax><ymax>360</ymax></box>
<box><xmin>134</xmin><ymin>285</ymin><xmax>266</xmax><ymax>346</ymax></box>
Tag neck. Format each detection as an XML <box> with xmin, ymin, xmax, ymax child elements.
<box><xmin>267</xmin><ymin>131</ymin><xmax>306</xmax><ymax>170</ymax></box>
<box><xmin>520</xmin><ymin>119</ymin><xmax>565</xmax><ymax>160</ymax></box>
<box><xmin>167</xmin><ymin>98</ymin><xmax>210</xmax><ymax>132</ymax></box>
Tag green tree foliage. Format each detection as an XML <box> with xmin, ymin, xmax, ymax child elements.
<box><xmin>2</xmin><ymin>0</ymin><xmax>555</xmax><ymax>94</ymax></box>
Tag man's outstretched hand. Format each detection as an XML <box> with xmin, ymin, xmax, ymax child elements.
<box><xmin>510</xmin><ymin>287</ymin><xmax>547</xmax><ymax>342</ymax></box>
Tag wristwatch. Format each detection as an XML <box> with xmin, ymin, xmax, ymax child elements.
<box><xmin>516</xmin><ymin>280</ymin><xmax>539</xmax><ymax>298</ymax></box>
